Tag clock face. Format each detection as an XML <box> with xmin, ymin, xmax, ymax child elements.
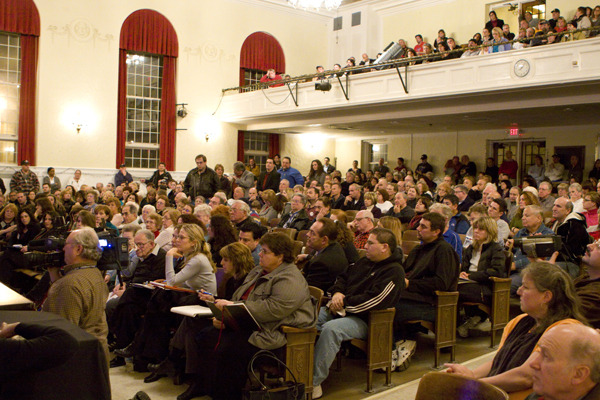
<box><xmin>514</xmin><ymin>59</ymin><xmax>530</xmax><ymax>77</ymax></box>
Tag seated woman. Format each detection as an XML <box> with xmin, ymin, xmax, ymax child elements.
<box><xmin>377</xmin><ymin>216</ymin><xmax>404</xmax><ymax>254</ymax></box>
<box><xmin>361</xmin><ymin>192</ymin><xmax>382</xmax><ymax>218</ymax></box>
<box><xmin>499</xmin><ymin>179</ymin><xmax>512</xmax><ymax>199</ymax></box>
<box><xmin>144</xmin><ymin>212</ymin><xmax>162</xmax><ymax>238</ymax></box>
<box><xmin>155</xmin><ymin>209</ymin><xmax>180</xmax><ymax>252</ymax></box>
<box><xmin>435</xmin><ymin>183</ymin><xmax>454</xmax><ymax>203</ymax></box>
<box><xmin>126</xmin><ymin>224</ymin><xmax>217</xmax><ymax>372</ymax></box>
<box><xmin>147</xmin><ymin>242</ymin><xmax>255</xmax><ymax>387</ymax></box>
<box><xmin>208</xmin><ymin>214</ymin><xmax>238</xmax><ymax>266</ymax></box>
<box><xmin>0</xmin><ymin>209</ymin><xmax>41</xmax><ymax>286</ymax></box>
<box><xmin>457</xmin><ymin>217</ymin><xmax>506</xmax><ymax>337</ymax></box>
<box><xmin>583</xmin><ymin>192</ymin><xmax>600</xmax><ymax>240</ymax></box>
<box><xmin>34</xmin><ymin>197</ymin><xmax>55</xmax><ymax>224</ymax></box>
<box><xmin>94</xmin><ymin>205</ymin><xmax>119</xmax><ymax>235</ymax></box>
<box><xmin>0</xmin><ymin>203</ymin><xmax>18</xmax><ymax>242</ymax></box>
<box><xmin>375</xmin><ymin>189</ymin><xmax>393</xmax><ymax>214</ymax></box>
<box><xmin>488</xmin><ymin>27</ymin><xmax>511</xmax><ymax>53</ymax></box>
<box><xmin>509</xmin><ymin>191</ymin><xmax>540</xmax><ymax>237</ymax></box>
<box><xmin>48</xmin><ymin>195</ymin><xmax>66</xmax><ymax>216</ymax></box>
<box><xmin>106</xmin><ymin>197</ymin><xmax>123</xmax><ymax>227</ymax></box>
<box><xmin>181</xmin><ymin>233</ymin><xmax>316</xmax><ymax>400</ymax></box>
<box><xmin>76</xmin><ymin>210</ymin><xmax>96</xmax><ymax>230</ymax></box>
<box><xmin>447</xmin><ymin>262</ymin><xmax>586</xmax><ymax>395</ymax></box>
<box><xmin>408</xmin><ymin>196</ymin><xmax>432</xmax><ymax>230</ymax></box>
<box><xmin>406</xmin><ymin>186</ymin><xmax>420</xmax><ymax>209</ymax></box>
<box><xmin>258</xmin><ymin>190</ymin><xmax>279</xmax><ymax>222</ymax></box>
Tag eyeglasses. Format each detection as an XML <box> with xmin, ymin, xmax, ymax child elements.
<box><xmin>134</xmin><ymin>241</ymin><xmax>151</xmax><ymax>248</ymax></box>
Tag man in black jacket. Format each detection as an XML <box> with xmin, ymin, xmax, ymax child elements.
<box><xmin>312</xmin><ymin>228</ymin><xmax>404</xmax><ymax>399</ymax></box>
<box><xmin>330</xmin><ymin>183</ymin><xmax>345</xmax><ymax>210</ymax></box>
<box><xmin>393</xmin><ymin>212</ymin><xmax>459</xmax><ymax>367</ymax></box>
<box><xmin>256</xmin><ymin>158</ymin><xmax>280</xmax><ymax>193</ymax></box>
<box><xmin>341</xmin><ymin>183</ymin><xmax>364</xmax><ymax>211</ymax></box>
<box><xmin>183</xmin><ymin>154</ymin><xmax>219</xmax><ymax>200</ymax></box>
<box><xmin>299</xmin><ymin>218</ymin><xmax>348</xmax><ymax>293</ymax></box>
<box><xmin>550</xmin><ymin>197</ymin><xmax>591</xmax><ymax>277</ymax></box>
<box><xmin>277</xmin><ymin>193</ymin><xmax>311</xmax><ymax>232</ymax></box>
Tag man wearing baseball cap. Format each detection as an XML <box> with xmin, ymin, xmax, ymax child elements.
<box><xmin>549</xmin><ymin>8</ymin><xmax>560</xmax><ymax>30</ymax></box>
<box><xmin>115</xmin><ymin>163</ymin><xmax>133</xmax><ymax>187</ymax></box>
<box><xmin>10</xmin><ymin>160</ymin><xmax>39</xmax><ymax>193</ymax></box>
<box><xmin>415</xmin><ymin>154</ymin><xmax>433</xmax><ymax>177</ymax></box>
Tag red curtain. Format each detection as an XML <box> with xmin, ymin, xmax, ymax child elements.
<box><xmin>0</xmin><ymin>0</ymin><xmax>40</xmax><ymax>165</ymax></box>
<box><xmin>237</xmin><ymin>131</ymin><xmax>245</xmax><ymax>162</ymax></box>
<box><xmin>117</xmin><ymin>9</ymin><xmax>178</xmax><ymax>169</ymax></box>
<box><xmin>269</xmin><ymin>134</ymin><xmax>280</xmax><ymax>158</ymax></box>
<box><xmin>239</xmin><ymin>32</ymin><xmax>285</xmax><ymax>87</ymax></box>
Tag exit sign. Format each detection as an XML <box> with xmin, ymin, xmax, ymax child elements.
<box><xmin>509</xmin><ymin>127</ymin><xmax>520</xmax><ymax>136</ymax></box>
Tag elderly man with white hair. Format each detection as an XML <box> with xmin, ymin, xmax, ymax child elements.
<box><xmin>43</xmin><ymin>227</ymin><xmax>110</xmax><ymax>360</ymax></box>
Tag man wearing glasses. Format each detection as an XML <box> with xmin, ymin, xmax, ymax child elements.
<box><xmin>43</xmin><ymin>227</ymin><xmax>111</xmax><ymax>361</ymax></box>
<box><xmin>110</xmin><ymin>229</ymin><xmax>166</xmax><ymax>367</ymax></box>
<box><xmin>183</xmin><ymin>154</ymin><xmax>219</xmax><ymax>201</ymax></box>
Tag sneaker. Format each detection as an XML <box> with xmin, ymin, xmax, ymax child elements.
<box><xmin>390</xmin><ymin>346</ymin><xmax>399</xmax><ymax>370</ymax></box>
<box><xmin>457</xmin><ymin>316</ymin><xmax>481</xmax><ymax>338</ymax></box>
<box><xmin>394</xmin><ymin>340</ymin><xmax>417</xmax><ymax>372</ymax></box>
<box><xmin>473</xmin><ymin>319</ymin><xmax>491</xmax><ymax>332</ymax></box>
<box><xmin>313</xmin><ymin>384</ymin><xmax>323</xmax><ymax>399</ymax></box>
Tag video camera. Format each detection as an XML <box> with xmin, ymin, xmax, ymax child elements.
<box><xmin>24</xmin><ymin>230</ymin><xmax>130</xmax><ymax>271</ymax></box>
<box><xmin>513</xmin><ymin>235</ymin><xmax>562</xmax><ymax>258</ymax></box>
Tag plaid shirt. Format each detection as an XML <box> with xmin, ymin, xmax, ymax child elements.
<box><xmin>10</xmin><ymin>169</ymin><xmax>40</xmax><ymax>193</ymax></box>
<box><xmin>353</xmin><ymin>229</ymin><xmax>372</xmax><ymax>250</ymax></box>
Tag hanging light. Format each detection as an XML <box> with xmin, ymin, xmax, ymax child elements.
<box><xmin>287</xmin><ymin>0</ymin><xmax>342</xmax><ymax>11</ymax></box>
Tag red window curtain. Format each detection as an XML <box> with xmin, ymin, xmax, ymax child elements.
<box><xmin>237</xmin><ymin>131</ymin><xmax>245</xmax><ymax>162</ymax></box>
<box><xmin>269</xmin><ymin>134</ymin><xmax>280</xmax><ymax>159</ymax></box>
<box><xmin>117</xmin><ymin>9</ymin><xmax>178</xmax><ymax>170</ymax></box>
<box><xmin>0</xmin><ymin>0</ymin><xmax>40</xmax><ymax>165</ymax></box>
<box><xmin>239</xmin><ymin>32</ymin><xmax>285</xmax><ymax>87</ymax></box>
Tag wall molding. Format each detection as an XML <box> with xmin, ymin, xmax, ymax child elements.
<box><xmin>47</xmin><ymin>18</ymin><xmax>113</xmax><ymax>49</ymax></box>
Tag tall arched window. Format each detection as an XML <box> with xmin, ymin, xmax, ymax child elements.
<box><xmin>239</xmin><ymin>32</ymin><xmax>285</xmax><ymax>90</ymax></box>
<box><xmin>0</xmin><ymin>0</ymin><xmax>40</xmax><ymax>165</ymax></box>
<box><xmin>117</xmin><ymin>9</ymin><xmax>178</xmax><ymax>170</ymax></box>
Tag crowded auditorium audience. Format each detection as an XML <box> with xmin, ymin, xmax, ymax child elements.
<box><xmin>1</xmin><ymin>5</ymin><xmax>599</xmax><ymax>400</ymax></box>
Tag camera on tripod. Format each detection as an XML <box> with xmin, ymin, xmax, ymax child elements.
<box><xmin>513</xmin><ymin>235</ymin><xmax>562</xmax><ymax>258</ymax></box>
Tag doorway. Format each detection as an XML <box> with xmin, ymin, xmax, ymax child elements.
<box><xmin>491</xmin><ymin>139</ymin><xmax>546</xmax><ymax>183</ymax></box>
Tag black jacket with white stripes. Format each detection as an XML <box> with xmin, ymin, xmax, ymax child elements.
<box><xmin>328</xmin><ymin>247</ymin><xmax>404</xmax><ymax>321</ymax></box>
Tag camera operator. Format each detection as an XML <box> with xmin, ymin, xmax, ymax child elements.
<box><xmin>42</xmin><ymin>227</ymin><xmax>109</xmax><ymax>363</ymax></box>
<box><xmin>549</xmin><ymin>197</ymin><xmax>592</xmax><ymax>278</ymax></box>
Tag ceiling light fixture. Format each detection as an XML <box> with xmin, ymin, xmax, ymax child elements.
<box><xmin>287</xmin><ymin>0</ymin><xmax>342</xmax><ymax>11</ymax></box>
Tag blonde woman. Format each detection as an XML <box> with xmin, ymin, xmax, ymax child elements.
<box><xmin>166</xmin><ymin>224</ymin><xmax>217</xmax><ymax>293</ymax></box>
<box><xmin>457</xmin><ymin>216</ymin><xmax>506</xmax><ymax>337</ymax></box>
<box><xmin>377</xmin><ymin>216</ymin><xmax>403</xmax><ymax>249</ymax></box>
<box><xmin>361</xmin><ymin>191</ymin><xmax>381</xmax><ymax>218</ymax></box>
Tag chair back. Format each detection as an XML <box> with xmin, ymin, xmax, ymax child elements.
<box><xmin>415</xmin><ymin>372</ymin><xmax>508</xmax><ymax>400</ymax></box>
<box><xmin>502</xmin><ymin>250</ymin><xmax>513</xmax><ymax>278</ymax></box>
<box><xmin>357</xmin><ymin>249</ymin><xmax>367</xmax><ymax>259</ymax></box>
<box><xmin>402</xmin><ymin>230</ymin><xmax>419</xmax><ymax>242</ymax></box>
<box><xmin>345</xmin><ymin>210</ymin><xmax>358</xmax><ymax>222</ymax></box>
<box><xmin>292</xmin><ymin>240</ymin><xmax>303</xmax><ymax>258</ymax></box>
<box><xmin>269</xmin><ymin>218</ymin><xmax>281</xmax><ymax>228</ymax></box>
<box><xmin>273</xmin><ymin>227</ymin><xmax>298</xmax><ymax>240</ymax></box>
<box><xmin>296</xmin><ymin>230</ymin><xmax>310</xmax><ymax>245</ymax></box>
<box><xmin>308</xmin><ymin>286</ymin><xmax>324</xmax><ymax>318</ymax></box>
<box><xmin>401</xmin><ymin>240</ymin><xmax>420</xmax><ymax>258</ymax></box>
<box><xmin>259</xmin><ymin>217</ymin><xmax>269</xmax><ymax>226</ymax></box>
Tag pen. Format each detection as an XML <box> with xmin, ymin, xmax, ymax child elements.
<box><xmin>198</xmin><ymin>289</ymin><xmax>214</xmax><ymax>297</ymax></box>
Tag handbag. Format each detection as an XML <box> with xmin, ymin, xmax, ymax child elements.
<box><xmin>242</xmin><ymin>350</ymin><xmax>306</xmax><ymax>400</ymax></box>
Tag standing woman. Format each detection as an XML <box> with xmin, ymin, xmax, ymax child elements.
<box><xmin>43</xmin><ymin>167</ymin><xmax>61</xmax><ymax>192</ymax></box>
<box><xmin>457</xmin><ymin>217</ymin><xmax>506</xmax><ymax>337</ymax></box>
<box><xmin>215</xmin><ymin>163</ymin><xmax>231</xmax><ymax>198</ymax></box>
<box><xmin>307</xmin><ymin>160</ymin><xmax>326</xmax><ymax>187</ymax></box>
<box><xmin>589</xmin><ymin>159</ymin><xmax>600</xmax><ymax>181</ymax></box>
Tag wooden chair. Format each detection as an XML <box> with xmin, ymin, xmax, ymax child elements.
<box><xmin>401</xmin><ymin>240</ymin><xmax>420</xmax><ymax>258</ymax></box>
<box><xmin>273</xmin><ymin>227</ymin><xmax>298</xmax><ymax>240</ymax></box>
<box><xmin>269</xmin><ymin>218</ymin><xmax>281</xmax><ymax>228</ymax></box>
<box><xmin>292</xmin><ymin>240</ymin><xmax>304</xmax><ymax>258</ymax></box>
<box><xmin>280</xmin><ymin>286</ymin><xmax>323</xmax><ymax>400</ymax></box>
<box><xmin>259</xmin><ymin>217</ymin><xmax>269</xmax><ymax>226</ymax></box>
<box><xmin>407</xmin><ymin>291</ymin><xmax>459</xmax><ymax>369</ymax></box>
<box><xmin>458</xmin><ymin>234</ymin><xmax>466</xmax><ymax>243</ymax></box>
<box><xmin>357</xmin><ymin>249</ymin><xmax>367</xmax><ymax>259</ymax></box>
<box><xmin>402</xmin><ymin>230</ymin><xmax>419</xmax><ymax>242</ymax></box>
<box><xmin>461</xmin><ymin>251</ymin><xmax>513</xmax><ymax>348</ymax></box>
<box><xmin>335</xmin><ymin>308</ymin><xmax>396</xmax><ymax>393</ymax></box>
<box><xmin>345</xmin><ymin>210</ymin><xmax>358</xmax><ymax>222</ymax></box>
<box><xmin>415</xmin><ymin>371</ymin><xmax>508</xmax><ymax>400</ymax></box>
<box><xmin>296</xmin><ymin>230</ymin><xmax>310</xmax><ymax>246</ymax></box>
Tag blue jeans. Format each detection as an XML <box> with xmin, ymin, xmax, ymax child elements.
<box><xmin>313</xmin><ymin>307</ymin><xmax>367</xmax><ymax>387</ymax></box>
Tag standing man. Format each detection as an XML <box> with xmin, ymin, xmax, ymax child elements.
<box><xmin>184</xmin><ymin>154</ymin><xmax>219</xmax><ymax>201</ymax></box>
<box><xmin>312</xmin><ymin>228</ymin><xmax>404</xmax><ymax>398</ymax></box>
<box><xmin>498</xmin><ymin>151</ymin><xmax>518</xmax><ymax>182</ymax></box>
<box><xmin>415</xmin><ymin>154</ymin><xmax>433</xmax><ymax>177</ymax></box>
<box><xmin>545</xmin><ymin>154</ymin><xmax>565</xmax><ymax>182</ymax></box>
<box><xmin>278</xmin><ymin>157</ymin><xmax>304</xmax><ymax>187</ymax></box>
<box><xmin>414</xmin><ymin>34</ymin><xmax>425</xmax><ymax>55</ymax></box>
<box><xmin>115</xmin><ymin>163</ymin><xmax>133</xmax><ymax>187</ymax></box>
<box><xmin>231</xmin><ymin>161</ymin><xmax>254</xmax><ymax>197</ymax></box>
<box><xmin>141</xmin><ymin>162</ymin><xmax>172</xmax><ymax>188</ymax></box>
<box><xmin>10</xmin><ymin>160</ymin><xmax>39</xmax><ymax>193</ymax></box>
<box><xmin>257</xmin><ymin>158</ymin><xmax>280</xmax><ymax>193</ymax></box>
<box><xmin>68</xmin><ymin>170</ymin><xmax>86</xmax><ymax>191</ymax></box>
<box><xmin>43</xmin><ymin>227</ymin><xmax>110</xmax><ymax>361</ymax></box>
<box><xmin>568</xmin><ymin>155</ymin><xmax>584</xmax><ymax>183</ymax></box>
<box><xmin>394</xmin><ymin>157</ymin><xmax>408</xmax><ymax>174</ymax></box>
<box><xmin>323</xmin><ymin>157</ymin><xmax>335</xmax><ymax>174</ymax></box>
<box><xmin>374</xmin><ymin>158</ymin><xmax>390</xmax><ymax>176</ymax></box>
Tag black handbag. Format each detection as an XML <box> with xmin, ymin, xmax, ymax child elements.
<box><xmin>242</xmin><ymin>350</ymin><xmax>306</xmax><ymax>400</ymax></box>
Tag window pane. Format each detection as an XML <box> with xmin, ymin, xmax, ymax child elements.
<box><xmin>0</xmin><ymin>32</ymin><xmax>20</xmax><ymax>165</ymax></box>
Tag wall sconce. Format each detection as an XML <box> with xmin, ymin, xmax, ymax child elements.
<box><xmin>73</xmin><ymin>113</ymin><xmax>87</xmax><ymax>134</ymax></box>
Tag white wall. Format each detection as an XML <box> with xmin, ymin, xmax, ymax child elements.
<box><xmin>280</xmin><ymin>133</ymin><xmax>336</xmax><ymax>176</ymax></box>
<box><xmin>32</xmin><ymin>0</ymin><xmax>329</xmax><ymax>174</ymax></box>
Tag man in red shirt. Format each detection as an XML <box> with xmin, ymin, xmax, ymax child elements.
<box><xmin>498</xmin><ymin>150</ymin><xmax>518</xmax><ymax>181</ymax></box>
<box><xmin>259</xmin><ymin>69</ymin><xmax>283</xmax><ymax>87</ymax></box>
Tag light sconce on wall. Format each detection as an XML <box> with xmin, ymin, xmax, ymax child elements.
<box><xmin>73</xmin><ymin>113</ymin><xmax>87</xmax><ymax>133</ymax></box>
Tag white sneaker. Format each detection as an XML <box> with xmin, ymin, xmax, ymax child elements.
<box><xmin>394</xmin><ymin>340</ymin><xmax>417</xmax><ymax>372</ymax></box>
<box><xmin>473</xmin><ymin>319</ymin><xmax>491</xmax><ymax>332</ymax></box>
<box><xmin>457</xmin><ymin>316</ymin><xmax>481</xmax><ymax>338</ymax></box>
<box><xmin>313</xmin><ymin>384</ymin><xmax>323</xmax><ymax>399</ymax></box>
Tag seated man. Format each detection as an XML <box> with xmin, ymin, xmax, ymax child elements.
<box><xmin>455</xmin><ymin>184</ymin><xmax>475</xmax><ymax>213</ymax></box>
<box><xmin>110</xmin><ymin>229</ymin><xmax>167</xmax><ymax>367</ymax></box>
<box><xmin>329</xmin><ymin>182</ymin><xmax>345</xmax><ymax>210</ymax></box>
<box><xmin>550</xmin><ymin>197</ymin><xmax>591</xmax><ymax>278</ymax></box>
<box><xmin>386</xmin><ymin>192</ymin><xmax>415</xmax><ymax>223</ymax></box>
<box><xmin>259</xmin><ymin>69</ymin><xmax>283</xmax><ymax>87</ymax></box>
<box><xmin>394</xmin><ymin>212</ymin><xmax>459</xmax><ymax>369</ymax></box>
<box><xmin>277</xmin><ymin>193</ymin><xmax>310</xmax><ymax>231</ymax></box>
<box><xmin>487</xmin><ymin>198</ymin><xmax>511</xmax><ymax>244</ymax></box>
<box><xmin>229</xmin><ymin>200</ymin><xmax>256</xmax><ymax>231</ymax></box>
<box><xmin>239</xmin><ymin>223</ymin><xmax>266</xmax><ymax>266</ymax></box>
<box><xmin>351</xmin><ymin>210</ymin><xmax>375</xmax><ymax>250</ymax></box>
<box><xmin>341</xmin><ymin>183</ymin><xmax>365</xmax><ymax>211</ymax></box>
<box><xmin>429</xmin><ymin>203</ymin><xmax>463</xmax><ymax>263</ymax></box>
<box><xmin>443</xmin><ymin>194</ymin><xmax>470</xmax><ymax>234</ymax></box>
<box><xmin>297</xmin><ymin>217</ymin><xmax>348</xmax><ymax>293</ymax></box>
<box><xmin>538</xmin><ymin>181</ymin><xmax>556</xmax><ymax>213</ymax></box>
<box><xmin>526</xmin><ymin>324</ymin><xmax>600</xmax><ymax>400</ymax></box>
<box><xmin>312</xmin><ymin>228</ymin><xmax>404</xmax><ymax>399</ymax></box>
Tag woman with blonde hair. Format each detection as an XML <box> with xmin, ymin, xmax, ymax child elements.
<box><xmin>258</xmin><ymin>189</ymin><xmax>278</xmax><ymax>221</ymax></box>
<box><xmin>377</xmin><ymin>216</ymin><xmax>403</xmax><ymax>248</ymax></box>
<box><xmin>0</xmin><ymin>203</ymin><xmax>18</xmax><ymax>241</ymax></box>
<box><xmin>457</xmin><ymin>216</ymin><xmax>506</xmax><ymax>337</ymax></box>
<box><xmin>361</xmin><ymin>191</ymin><xmax>382</xmax><ymax>218</ymax></box>
<box><xmin>167</xmin><ymin>224</ymin><xmax>217</xmax><ymax>290</ymax></box>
